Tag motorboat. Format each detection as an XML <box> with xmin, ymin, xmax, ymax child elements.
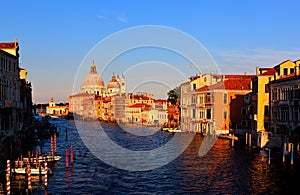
<box><xmin>12</xmin><ymin>167</ymin><xmax>51</xmax><ymax>175</ymax></box>
<box><xmin>38</xmin><ymin>155</ymin><xmax>61</xmax><ymax>162</ymax></box>
<box><xmin>167</xmin><ymin>128</ymin><xmax>182</xmax><ymax>133</ymax></box>
<box><xmin>218</xmin><ymin>134</ymin><xmax>238</xmax><ymax>140</ymax></box>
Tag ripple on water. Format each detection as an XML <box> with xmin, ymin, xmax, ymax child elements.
<box><xmin>44</xmin><ymin>120</ymin><xmax>300</xmax><ymax>194</ymax></box>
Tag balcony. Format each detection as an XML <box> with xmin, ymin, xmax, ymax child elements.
<box><xmin>196</xmin><ymin>103</ymin><xmax>212</xmax><ymax>108</ymax></box>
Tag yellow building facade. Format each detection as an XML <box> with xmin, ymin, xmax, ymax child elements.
<box><xmin>46</xmin><ymin>97</ymin><xmax>69</xmax><ymax>117</ymax></box>
<box><xmin>251</xmin><ymin>67</ymin><xmax>275</xmax><ymax>131</ymax></box>
<box><xmin>252</xmin><ymin>60</ymin><xmax>299</xmax><ymax>132</ymax></box>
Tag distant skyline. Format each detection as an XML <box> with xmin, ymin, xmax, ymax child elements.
<box><xmin>1</xmin><ymin>1</ymin><xmax>300</xmax><ymax>103</ymax></box>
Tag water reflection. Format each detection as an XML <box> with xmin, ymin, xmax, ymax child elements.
<box><xmin>41</xmin><ymin>119</ymin><xmax>300</xmax><ymax>194</ymax></box>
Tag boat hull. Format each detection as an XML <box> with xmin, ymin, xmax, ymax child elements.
<box><xmin>12</xmin><ymin>167</ymin><xmax>49</xmax><ymax>175</ymax></box>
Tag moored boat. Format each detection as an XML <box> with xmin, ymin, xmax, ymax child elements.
<box><xmin>167</xmin><ymin>128</ymin><xmax>182</xmax><ymax>133</ymax></box>
<box><xmin>38</xmin><ymin>155</ymin><xmax>61</xmax><ymax>162</ymax></box>
<box><xmin>218</xmin><ymin>134</ymin><xmax>238</xmax><ymax>140</ymax></box>
<box><xmin>12</xmin><ymin>167</ymin><xmax>51</xmax><ymax>175</ymax></box>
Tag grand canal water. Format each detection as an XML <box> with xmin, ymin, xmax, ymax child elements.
<box><xmin>38</xmin><ymin>119</ymin><xmax>300</xmax><ymax>194</ymax></box>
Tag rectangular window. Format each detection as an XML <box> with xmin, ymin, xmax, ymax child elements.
<box><xmin>284</xmin><ymin>68</ymin><xmax>288</xmax><ymax>75</ymax></box>
<box><xmin>265</xmin><ymin>84</ymin><xmax>269</xmax><ymax>93</ymax></box>
<box><xmin>199</xmin><ymin>95</ymin><xmax>203</xmax><ymax>104</ymax></box>
<box><xmin>264</xmin><ymin>121</ymin><xmax>269</xmax><ymax>131</ymax></box>
<box><xmin>207</xmin><ymin>109</ymin><xmax>211</xmax><ymax>119</ymax></box>
<box><xmin>199</xmin><ymin>110</ymin><xmax>204</xmax><ymax>118</ymax></box>
<box><xmin>247</xmin><ymin>120</ymin><xmax>251</xmax><ymax>127</ymax></box>
<box><xmin>264</xmin><ymin>105</ymin><xmax>269</xmax><ymax>116</ymax></box>
<box><xmin>193</xmin><ymin>84</ymin><xmax>196</xmax><ymax>90</ymax></box>
<box><xmin>241</xmin><ymin>120</ymin><xmax>247</xmax><ymax>127</ymax></box>
<box><xmin>223</xmin><ymin>93</ymin><xmax>227</xmax><ymax>104</ymax></box>
<box><xmin>290</xmin><ymin>68</ymin><xmax>295</xmax><ymax>74</ymax></box>
<box><xmin>241</xmin><ymin>107</ymin><xmax>247</xmax><ymax>115</ymax></box>
<box><xmin>206</xmin><ymin>93</ymin><xmax>211</xmax><ymax>103</ymax></box>
<box><xmin>192</xmin><ymin>109</ymin><xmax>196</xmax><ymax>119</ymax></box>
<box><xmin>223</xmin><ymin>110</ymin><xmax>227</xmax><ymax>119</ymax></box>
<box><xmin>272</xmin><ymin>88</ymin><xmax>278</xmax><ymax>101</ymax></box>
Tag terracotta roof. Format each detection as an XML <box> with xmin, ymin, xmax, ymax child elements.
<box><xmin>212</xmin><ymin>74</ymin><xmax>255</xmax><ymax>80</ymax></box>
<box><xmin>155</xmin><ymin>99</ymin><xmax>168</xmax><ymax>103</ymax></box>
<box><xmin>130</xmin><ymin>95</ymin><xmax>152</xmax><ymax>100</ymax></box>
<box><xmin>102</xmin><ymin>97</ymin><xmax>111</xmax><ymax>103</ymax></box>
<box><xmin>261</xmin><ymin>68</ymin><xmax>275</xmax><ymax>75</ymax></box>
<box><xmin>195</xmin><ymin>79</ymin><xmax>252</xmax><ymax>91</ymax></box>
<box><xmin>223</xmin><ymin>79</ymin><xmax>252</xmax><ymax>90</ymax></box>
<box><xmin>195</xmin><ymin>85</ymin><xmax>209</xmax><ymax>92</ymax></box>
<box><xmin>0</xmin><ymin>42</ymin><xmax>18</xmax><ymax>49</ymax></box>
<box><xmin>129</xmin><ymin>103</ymin><xmax>151</xmax><ymax>110</ymax></box>
<box><xmin>276</xmin><ymin>71</ymin><xmax>300</xmax><ymax>80</ymax></box>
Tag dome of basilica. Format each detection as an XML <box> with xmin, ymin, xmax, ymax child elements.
<box><xmin>107</xmin><ymin>73</ymin><xmax>120</xmax><ymax>89</ymax></box>
<box><xmin>82</xmin><ymin>74</ymin><xmax>105</xmax><ymax>87</ymax></box>
<box><xmin>81</xmin><ymin>62</ymin><xmax>104</xmax><ymax>88</ymax></box>
<box><xmin>80</xmin><ymin>61</ymin><xmax>105</xmax><ymax>95</ymax></box>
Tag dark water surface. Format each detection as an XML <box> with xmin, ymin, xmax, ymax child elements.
<box><xmin>41</xmin><ymin>119</ymin><xmax>300</xmax><ymax>194</ymax></box>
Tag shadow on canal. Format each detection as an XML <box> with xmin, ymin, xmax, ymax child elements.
<box><xmin>3</xmin><ymin>119</ymin><xmax>300</xmax><ymax>194</ymax></box>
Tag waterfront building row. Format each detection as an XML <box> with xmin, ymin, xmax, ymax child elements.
<box><xmin>0</xmin><ymin>41</ymin><xmax>32</xmax><ymax>167</ymax></box>
<box><xmin>69</xmin><ymin>62</ymin><xmax>169</xmax><ymax>126</ymax></box>
<box><xmin>180</xmin><ymin>58</ymin><xmax>300</xmax><ymax>139</ymax></box>
<box><xmin>180</xmin><ymin>74</ymin><xmax>254</xmax><ymax>134</ymax></box>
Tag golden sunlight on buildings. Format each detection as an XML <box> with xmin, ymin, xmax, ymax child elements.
<box><xmin>181</xmin><ymin>74</ymin><xmax>254</xmax><ymax>134</ymax></box>
<box><xmin>46</xmin><ymin>97</ymin><xmax>69</xmax><ymax>117</ymax></box>
<box><xmin>69</xmin><ymin>61</ymin><xmax>169</xmax><ymax>127</ymax></box>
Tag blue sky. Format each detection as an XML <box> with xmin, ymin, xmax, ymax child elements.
<box><xmin>1</xmin><ymin>1</ymin><xmax>300</xmax><ymax>103</ymax></box>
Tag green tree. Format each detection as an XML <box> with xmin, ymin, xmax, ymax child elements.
<box><xmin>167</xmin><ymin>89</ymin><xmax>178</xmax><ymax>104</ymax></box>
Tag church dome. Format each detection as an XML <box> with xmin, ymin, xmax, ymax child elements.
<box><xmin>107</xmin><ymin>73</ymin><xmax>120</xmax><ymax>89</ymax></box>
<box><xmin>107</xmin><ymin>81</ymin><xmax>120</xmax><ymax>89</ymax></box>
<box><xmin>81</xmin><ymin>61</ymin><xmax>104</xmax><ymax>87</ymax></box>
<box><xmin>82</xmin><ymin>74</ymin><xmax>104</xmax><ymax>87</ymax></box>
<box><xmin>80</xmin><ymin>61</ymin><xmax>105</xmax><ymax>95</ymax></box>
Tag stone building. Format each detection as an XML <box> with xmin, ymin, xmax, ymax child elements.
<box><xmin>250</xmin><ymin>67</ymin><xmax>275</xmax><ymax>132</ymax></box>
<box><xmin>269</xmin><ymin>59</ymin><xmax>300</xmax><ymax>135</ymax></box>
<box><xmin>180</xmin><ymin>74</ymin><xmax>254</xmax><ymax>134</ymax></box>
<box><xmin>0</xmin><ymin>41</ymin><xmax>32</xmax><ymax>166</ymax></box>
<box><xmin>69</xmin><ymin>61</ymin><xmax>125</xmax><ymax>120</ymax></box>
<box><xmin>46</xmin><ymin>97</ymin><xmax>69</xmax><ymax>117</ymax></box>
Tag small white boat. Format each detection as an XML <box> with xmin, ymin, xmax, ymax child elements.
<box><xmin>218</xmin><ymin>134</ymin><xmax>238</xmax><ymax>140</ymax></box>
<box><xmin>38</xmin><ymin>155</ymin><xmax>61</xmax><ymax>162</ymax></box>
<box><xmin>12</xmin><ymin>167</ymin><xmax>50</xmax><ymax>175</ymax></box>
<box><xmin>168</xmin><ymin>128</ymin><xmax>182</xmax><ymax>133</ymax></box>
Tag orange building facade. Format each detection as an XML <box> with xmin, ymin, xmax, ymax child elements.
<box><xmin>181</xmin><ymin>74</ymin><xmax>254</xmax><ymax>134</ymax></box>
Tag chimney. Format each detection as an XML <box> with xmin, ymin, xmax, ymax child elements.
<box><xmin>256</xmin><ymin>67</ymin><xmax>260</xmax><ymax>75</ymax></box>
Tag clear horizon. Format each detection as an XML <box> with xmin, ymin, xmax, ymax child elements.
<box><xmin>1</xmin><ymin>1</ymin><xmax>300</xmax><ymax>103</ymax></box>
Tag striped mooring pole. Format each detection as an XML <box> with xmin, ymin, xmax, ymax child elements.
<box><xmin>54</xmin><ymin>133</ymin><xmax>57</xmax><ymax>153</ymax></box>
<box><xmin>6</xmin><ymin>159</ymin><xmax>11</xmax><ymax>194</ymax></box>
<box><xmin>44</xmin><ymin>161</ymin><xmax>48</xmax><ymax>187</ymax></box>
<box><xmin>6</xmin><ymin>173</ymin><xmax>10</xmax><ymax>195</ymax></box>
<box><xmin>27</xmin><ymin>165</ymin><xmax>32</xmax><ymax>190</ymax></box>
<box><xmin>70</xmin><ymin>145</ymin><xmax>74</xmax><ymax>164</ymax></box>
